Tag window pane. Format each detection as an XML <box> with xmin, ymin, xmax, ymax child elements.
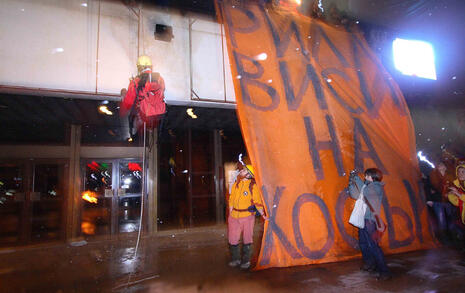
<box><xmin>158</xmin><ymin>131</ymin><xmax>189</xmax><ymax>230</ymax></box>
<box><xmin>81</xmin><ymin>124</ymin><xmax>141</xmax><ymax>145</ymax></box>
<box><xmin>0</xmin><ymin>165</ymin><xmax>24</xmax><ymax>201</ymax></box>
<box><xmin>192</xmin><ymin>173</ymin><xmax>214</xmax><ymax>196</ymax></box>
<box><xmin>31</xmin><ymin>164</ymin><xmax>66</xmax><ymax>242</ymax></box>
<box><xmin>192</xmin><ymin>197</ymin><xmax>216</xmax><ymax>226</ymax></box>
<box><xmin>191</xmin><ymin>130</ymin><xmax>213</xmax><ymax>172</ymax></box>
<box><xmin>33</xmin><ymin>164</ymin><xmax>64</xmax><ymax>199</ymax></box>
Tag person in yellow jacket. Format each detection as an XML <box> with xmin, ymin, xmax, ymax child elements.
<box><xmin>447</xmin><ymin>162</ymin><xmax>465</xmax><ymax>228</ymax></box>
<box><xmin>228</xmin><ymin>164</ymin><xmax>267</xmax><ymax>269</ymax></box>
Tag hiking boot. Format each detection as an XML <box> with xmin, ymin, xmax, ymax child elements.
<box><xmin>228</xmin><ymin>244</ymin><xmax>240</xmax><ymax>267</ymax></box>
<box><xmin>240</xmin><ymin>244</ymin><xmax>252</xmax><ymax>270</ymax></box>
<box><xmin>228</xmin><ymin>260</ymin><xmax>241</xmax><ymax>267</ymax></box>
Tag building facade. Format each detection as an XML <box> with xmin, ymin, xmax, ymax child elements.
<box><xmin>0</xmin><ymin>0</ymin><xmax>243</xmax><ymax>246</ymax></box>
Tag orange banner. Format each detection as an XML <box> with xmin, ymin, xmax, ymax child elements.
<box><xmin>215</xmin><ymin>1</ymin><xmax>435</xmax><ymax>269</ymax></box>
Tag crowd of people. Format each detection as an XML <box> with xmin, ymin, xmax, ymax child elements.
<box><xmin>421</xmin><ymin>150</ymin><xmax>465</xmax><ymax>248</ymax></box>
<box><xmin>225</xmin><ymin>148</ymin><xmax>465</xmax><ymax>276</ymax></box>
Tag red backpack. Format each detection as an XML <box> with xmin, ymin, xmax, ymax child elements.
<box><xmin>121</xmin><ymin>72</ymin><xmax>166</xmax><ymax>123</ymax></box>
<box><xmin>138</xmin><ymin>72</ymin><xmax>166</xmax><ymax>122</ymax></box>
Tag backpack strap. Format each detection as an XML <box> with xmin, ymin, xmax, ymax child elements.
<box><xmin>128</xmin><ymin>79</ymin><xmax>141</xmax><ymax>116</ymax></box>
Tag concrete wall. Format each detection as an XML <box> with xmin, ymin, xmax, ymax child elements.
<box><xmin>0</xmin><ymin>0</ymin><xmax>236</xmax><ymax>105</ymax></box>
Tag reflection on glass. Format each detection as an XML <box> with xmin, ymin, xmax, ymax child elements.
<box><xmin>81</xmin><ymin>123</ymin><xmax>141</xmax><ymax>145</ymax></box>
<box><xmin>0</xmin><ymin>165</ymin><xmax>23</xmax><ymax>245</ymax></box>
<box><xmin>119</xmin><ymin>162</ymin><xmax>142</xmax><ymax>194</ymax></box>
<box><xmin>159</xmin><ymin>131</ymin><xmax>189</xmax><ymax>230</ymax></box>
<box><xmin>192</xmin><ymin>197</ymin><xmax>216</xmax><ymax>226</ymax></box>
<box><xmin>192</xmin><ymin>174</ymin><xmax>214</xmax><ymax>196</ymax></box>
<box><xmin>119</xmin><ymin>161</ymin><xmax>142</xmax><ymax>233</ymax></box>
<box><xmin>33</xmin><ymin>164</ymin><xmax>63</xmax><ymax>199</ymax></box>
<box><xmin>31</xmin><ymin>164</ymin><xmax>65</xmax><ymax>242</ymax></box>
<box><xmin>81</xmin><ymin>162</ymin><xmax>112</xmax><ymax>236</ymax></box>
<box><xmin>0</xmin><ymin>165</ymin><xmax>23</xmax><ymax>203</ymax></box>
<box><xmin>158</xmin><ymin>128</ymin><xmax>219</xmax><ymax>229</ymax></box>
<box><xmin>118</xmin><ymin>197</ymin><xmax>141</xmax><ymax>233</ymax></box>
<box><xmin>85</xmin><ymin>161</ymin><xmax>112</xmax><ymax>192</ymax></box>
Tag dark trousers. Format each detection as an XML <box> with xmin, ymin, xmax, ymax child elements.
<box><xmin>359</xmin><ymin>219</ymin><xmax>390</xmax><ymax>274</ymax></box>
<box><xmin>432</xmin><ymin>202</ymin><xmax>463</xmax><ymax>235</ymax></box>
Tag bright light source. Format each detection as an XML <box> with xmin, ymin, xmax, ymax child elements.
<box><xmin>318</xmin><ymin>0</ymin><xmax>324</xmax><ymax>12</ymax></box>
<box><xmin>417</xmin><ymin>151</ymin><xmax>435</xmax><ymax>168</ymax></box>
<box><xmin>254</xmin><ymin>53</ymin><xmax>267</xmax><ymax>61</ymax></box>
<box><xmin>51</xmin><ymin>48</ymin><xmax>64</xmax><ymax>54</ymax></box>
<box><xmin>186</xmin><ymin>108</ymin><xmax>198</xmax><ymax>119</ymax></box>
<box><xmin>82</xmin><ymin>191</ymin><xmax>98</xmax><ymax>204</ymax></box>
<box><xmin>98</xmin><ymin>105</ymin><xmax>113</xmax><ymax>115</ymax></box>
<box><xmin>81</xmin><ymin>3</ymin><xmax>88</xmax><ymax>7</ymax></box>
<box><xmin>393</xmin><ymin>38</ymin><xmax>437</xmax><ymax>80</ymax></box>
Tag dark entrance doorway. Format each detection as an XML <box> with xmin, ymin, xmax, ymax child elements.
<box><xmin>0</xmin><ymin>160</ymin><xmax>67</xmax><ymax>246</ymax></box>
<box><xmin>158</xmin><ymin>105</ymin><xmax>245</xmax><ymax>230</ymax></box>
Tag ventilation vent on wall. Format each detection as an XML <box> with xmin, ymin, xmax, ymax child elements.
<box><xmin>154</xmin><ymin>24</ymin><xmax>173</xmax><ymax>42</ymax></box>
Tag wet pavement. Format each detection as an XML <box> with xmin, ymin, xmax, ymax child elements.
<box><xmin>1</xmin><ymin>225</ymin><xmax>465</xmax><ymax>293</ymax></box>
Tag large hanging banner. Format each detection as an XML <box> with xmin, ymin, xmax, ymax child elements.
<box><xmin>215</xmin><ymin>1</ymin><xmax>435</xmax><ymax>269</ymax></box>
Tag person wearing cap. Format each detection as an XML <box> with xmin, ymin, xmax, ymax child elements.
<box><xmin>228</xmin><ymin>164</ymin><xmax>267</xmax><ymax>270</ymax></box>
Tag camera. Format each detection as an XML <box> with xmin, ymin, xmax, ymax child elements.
<box><xmin>349</xmin><ymin>169</ymin><xmax>358</xmax><ymax>179</ymax></box>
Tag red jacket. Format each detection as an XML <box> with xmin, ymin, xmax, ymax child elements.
<box><xmin>120</xmin><ymin>72</ymin><xmax>165</xmax><ymax>120</ymax></box>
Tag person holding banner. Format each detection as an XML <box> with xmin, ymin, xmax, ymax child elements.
<box><xmin>228</xmin><ymin>164</ymin><xmax>267</xmax><ymax>270</ymax></box>
<box><xmin>348</xmin><ymin>168</ymin><xmax>392</xmax><ymax>280</ymax></box>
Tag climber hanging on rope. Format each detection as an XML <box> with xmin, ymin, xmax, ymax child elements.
<box><xmin>120</xmin><ymin>55</ymin><xmax>166</xmax><ymax>139</ymax></box>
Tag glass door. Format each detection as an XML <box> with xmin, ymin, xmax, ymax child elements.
<box><xmin>31</xmin><ymin>162</ymin><xmax>67</xmax><ymax>242</ymax></box>
<box><xmin>117</xmin><ymin>161</ymin><xmax>142</xmax><ymax>233</ymax></box>
<box><xmin>81</xmin><ymin>159</ymin><xmax>143</xmax><ymax>237</ymax></box>
<box><xmin>0</xmin><ymin>163</ymin><xmax>25</xmax><ymax>246</ymax></box>
<box><xmin>81</xmin><ymin>160</ymin><xmax>114</xmax><ymax>236</ymax></box>
<box><xmin>0</xmin><ymin>160</ymin><xmax>67</xmax><ymax>247</ymax></box>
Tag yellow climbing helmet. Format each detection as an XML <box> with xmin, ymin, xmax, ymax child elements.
<box><xmin>456</xmin><ymin>162</ymin><xmax>465</xmax><ymax>177</ymax></box>
<box><xmin>245</xmin><ymin>164</ymin><xmax>255</xmax><ymax>177</ymax></box>
<box><xmin>137</xmin><ymin>55</ymin><xmax>152</xmax><ymax>68</ymax></box>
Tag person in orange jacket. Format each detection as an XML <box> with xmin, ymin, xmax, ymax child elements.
<box><xmin>228</xmin><ymin>164</ymin><xmax>267</xmax><ymax>269</ymax></box>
